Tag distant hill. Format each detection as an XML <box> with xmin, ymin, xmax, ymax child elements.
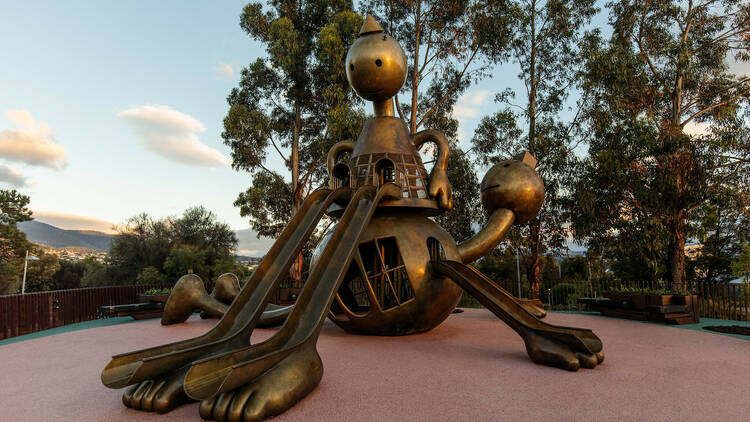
<box><xmin>18</xmin><ymin>221</ymin><xmax>114</xmax><ymax>251</ymax></box>
<box><xmin>235</xmin><ymin>228</ymin><xmax>274</xmax><ymax>257</ymax></box>
<box><xmin>17</xmin><ymin>221</ymin><xmax>272</xmax><ymax>256</ymax></box>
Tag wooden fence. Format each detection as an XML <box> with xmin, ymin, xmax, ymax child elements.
<box><xmin>0</xmin><ymin>280</ymin><xmax>299</xmax><ymax>342</ymax></box>
<box><xmin>0</xmin><ymin>284</ymin><xmax>168</xmax><ymax>341</ymax></box>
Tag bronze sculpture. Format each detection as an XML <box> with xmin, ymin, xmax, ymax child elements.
<box><xmin>101</xmin><ymin>16</ymin><xmax>603</xmax><ymax>421</ymax></box>
<box><xmin>162</xmin><ymin>272</ymin><xmax>293</xmax><ymax>328</ymax></box>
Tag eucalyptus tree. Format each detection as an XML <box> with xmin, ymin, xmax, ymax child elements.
<box><xmin>572</xmin><ymin>0</ymin><xmax>750</xmax><ymax>291</ymax></box>
<box><xmin>360</xmin><ymin>0</ymin><xmax>512</xmax><ymax>240</ymax></box>
<box><xmin>0</xmin><ymin>189</ymin><xmax>33</xmax><ymax>294</ymax></box>
<box><xmin>471</xmin><ymin>0</ymin><xmax>598</xmax><ymax>298</ymax></box>
<box><xmin>222</xmin><ymin>1</ymin><xmax>365</xmax><ymax>281</ymax></box>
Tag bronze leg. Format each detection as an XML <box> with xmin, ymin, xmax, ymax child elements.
<box><xmin>433</xmin><ymin>260</ymin><xmax>603</xmax><ymax>371</ymax></box>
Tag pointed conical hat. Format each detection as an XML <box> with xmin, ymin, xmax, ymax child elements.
<box><xmin>359</xmin><ymin>14</ymin><xmax>383</xmax><ymax>36</ymax></box>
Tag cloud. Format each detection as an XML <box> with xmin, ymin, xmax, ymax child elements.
<box><xmin>33</xmin><ymin>211</ymin><xmax>121</xmax><ymax>234</ymax></box>
<box><xmin>684</xmin><ymin>121</ymin><xmax>711</xmax><ymax>137</ymax></box>
<box><xmin>454</xmin><ymin>90</ymin><xmax>492</xmax><ymax>119</ymax></box>
<box><xmin>118</xmin><ymin>105</ymin><xmax>231</xmax><ymax>167</ymax></box>
<box><xmin>235</xmin><ymin>228</ymin><xmax>275</xmax><ymax>257</ymax></box>
<box><xmin>215</xmin><ymin>62</ymin><xmax>234</xmax><ymax>78</ymax></box>
<box><xmin>0</xmin><ymin>109</ymin><xmax>67</xmax><ymax>169</ymax></box>
<box><xmin>0</xmin><ymin>165</ymin><xmax>28</xmax><ymax>187</ymax></box>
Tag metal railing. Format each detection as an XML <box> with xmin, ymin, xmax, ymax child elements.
<box><xmin>458</xmin><ymin>277</ymin><xmax>750</xmax><ymax>322</ymax></box>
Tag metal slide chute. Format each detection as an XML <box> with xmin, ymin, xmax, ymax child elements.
<box><xmin>183</xmin><ymin>184</ymin><xmax>400</xmax><ymax>401</ymax></box>
<box><xmin>101</xmin><ymin>187</ymin><xmax>351</xmax><ymax>389</ymax></box>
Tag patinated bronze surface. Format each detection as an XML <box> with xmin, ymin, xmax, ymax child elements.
<box><xmin>161</xmin><ymin>272</ymin><xmax>292</xmax><ymax>326</ymax></box>
<box><xmin>102</xmin><ymin>16</ymin><xmax>603</xmax><ymax>422</ymax></box>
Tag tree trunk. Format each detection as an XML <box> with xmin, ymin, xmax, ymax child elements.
<box><xmin>668</xmin><ymin>217</ymin><xmax>686</xmax><ymax>292</ymax></box>
<box><xmin>289</xmin><ymin>103</ymin><xmax>303</xmax><ymax>285</ymax></box>
<box><xmin>528</xmin><ymin>0</ymin><xmax>537</xmax><ymax>156</ymax></box>
<box><xmin>525</xmin><ymin>2</ymin><xmax>540</xmax><ymax>300</ymax></box>
<box><xmin>527</xmin><ymin>255</ymin><xmax>542</xmax><ymax>299</ymax></box>
<box><xmin>410</xmin><ymin>0</ymin><xmax>421</xmax><ymax>134</ymax></box>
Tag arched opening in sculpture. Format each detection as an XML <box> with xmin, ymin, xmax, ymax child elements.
<box><xmin>375</xmin><ymin>158</ymin><xmax>396</xmax><ymax>186</ymax></box>
<box><xmin>332</xmin><ymin>163</ymin><xmax>352</xmax><ymax>189</ymax></box>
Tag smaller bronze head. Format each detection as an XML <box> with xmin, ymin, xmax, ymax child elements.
<box><xmin>481</xmin><ymin>159</ymin><xmax>544</xmax><ymax>225</ymax></box>
<box><xmin>345</xmin><ymin>15</ymin><xmax>407</xmax><ymax>102</ymax></box>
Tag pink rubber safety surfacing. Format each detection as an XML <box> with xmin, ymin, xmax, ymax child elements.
<box><xmin>0</xmin><ymin>309</ymin><xmax>747</xmax><ymax>421</ymax></box>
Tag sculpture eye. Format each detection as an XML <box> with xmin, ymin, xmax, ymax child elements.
<box><xmin>350</xmin><ymin>63</ymin><xmax>354</xmax><ymax>71</ymax></box>
<box><xmin>375</xmin><ymin>59</ymin><xmax>382</xmax><ymax>67</ymax></box>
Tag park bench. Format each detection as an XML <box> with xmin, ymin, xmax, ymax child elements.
<box><xmin>98</xmin><ymin>302</ymin><xmax>165</xmax><ymax>320</ymax></box>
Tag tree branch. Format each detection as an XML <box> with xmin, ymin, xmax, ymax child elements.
<box><xmin>416</xmin><ymin>47</ymin><xmax>479</xmax><ymax>128</ymax></box>
<box><xmin>269</xmin><ymin>136</ymin><xmax>289</xmax><ymax>164</ymax></box>
<box><xmin>682</xmin><ymin>85</ymin><xmax>750</xmax><ymax>126</ymax></box>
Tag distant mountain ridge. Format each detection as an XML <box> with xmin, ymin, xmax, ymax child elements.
<box><xmin>18</xmin><ymin>221</ymin><xmax>114</xmax><ymax>251</ymax></box>
<box><xmin>17</xmin><ymin>221</ymin><xmax>271</xmax><ymax>257</ymax></box>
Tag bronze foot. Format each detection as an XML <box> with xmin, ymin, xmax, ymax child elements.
<box><xmin>198</xmin><ymin>345</ymin><xmax>323</xmax><ymax>422</ymax></box>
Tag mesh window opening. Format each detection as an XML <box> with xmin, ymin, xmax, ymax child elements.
<box><xmin>338</xmin><ymin>237</ymin><xmax>416</xmax><ymax>312</ymax></box>
<box><xmin>427</xmin><ymin>237</ymin><xmax>446</xmax><ymax>262</ymax></box>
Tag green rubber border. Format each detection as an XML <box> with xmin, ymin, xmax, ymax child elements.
<box><xmin>0</xmin><ymin>316</ymin><xmax>154</xmax><ymax>347</ymax></box>
<box><xmin>551</xmin><ymin>310</ymin><xmax>750</xmax><ymax>341</ymax></box>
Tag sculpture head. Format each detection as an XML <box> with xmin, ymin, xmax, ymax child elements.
<box><xmin>480</xmin><ymin>156</ymin><xmax>544</xmax><ymax>225</ymax></box>
<box><xmin>345</xmin><ymin>15</ymin><xmax>407</xmax><ymax>102</ymax></box>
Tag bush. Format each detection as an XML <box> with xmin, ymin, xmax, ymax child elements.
<box><xmin>144</xmin><ymin>287</ymin><xmax>172</xmax><ymax>295</ymax></box>
<box><xmin>136</xmin><ymin>266</ymin><xmax>166</xmax><ymax>286</ymax></box>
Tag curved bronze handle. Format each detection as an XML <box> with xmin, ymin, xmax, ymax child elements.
<box><xmin>412</xmin><ymin>130</ymin><xmax>452</xmax><ymax>209</ymax></box>
<box><xmin>327</xmin><ymin>142</ymin><xmax>355</xmax><ymax>174</ymax></box>
<box><xmin>327</xmin><ymin>141</ymin><xmax>355</xmax><ymax>189</ymax></box>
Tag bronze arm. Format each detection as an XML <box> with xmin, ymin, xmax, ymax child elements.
<box><xmin>457</xmin><ymin>209</ymin><xmax>515</xmax><ymax>264</ymax></box>
<box><xmin>412</xmin><ymin>130</ymin><xmax>452</xmax><ymax>209</ymax></box>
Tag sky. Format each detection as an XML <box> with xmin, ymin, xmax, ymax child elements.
<box><xmin>2</xmin><ymin>1</ymin><xmax>745</xmax><ymax>255</ymax></box>
<box><xmin>0</xmin><ymin>1</ymin><xmax>510</xmax><ymax>251</ymax></box>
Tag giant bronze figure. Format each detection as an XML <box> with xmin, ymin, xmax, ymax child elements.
<box><xmin>101</xmin><ymin>16</ymin><xmax>603</xmax><ymax>422</ymax></box>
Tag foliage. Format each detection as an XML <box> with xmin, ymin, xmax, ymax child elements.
<box><xmin>136</xmin><ymin>266</ymin><xmax>167</xmax><ymax>286</ymax></box>
<box><xmin>144</xmin><ymin>287</ymin><xmax>172</xmax><ymax>295</ymax></box>
<box><xmin>472</xmin><ymin>0</ymin><xmax>598</xmax><ymax>298</ymax></box>
<box><xmin>224</xmin><ymin>2</ymin><xmax>368</xmax><ymax>283</ymax></box>
<box><xmin>50</xmin><ymin>260</ymin><xmax>85</xmax><ymax>290</ymax></box>
<box><xmin>23</xmin><ymin>252</ymin><xmax>60</xmax><ymax>293</ymax></box>
<box><xmin>107</xmin><ymin>206</ymin><xmax>237</xmax><ymax>286</ymax></box>
<box><xmin>607</xmin><ymin>285</ymin><xmax>684</xmax><ymax>296</ymax></box>
<box><xmin>163</xmin><ymin>245</ymin><xmax>207</xmax><ymax>281</ymax></box>
<box><xmin>434</xmin><ymin>148</ymin><xmax>482</xmax><ymax>242</ymax></box>
<box><xmin>691</xmin><ymin>190</ymin><xmax>749</xmax><ymax>282</ymax></box>
<box><xmin>572</xmin><ymin>0</ymin><xmax>750</xmax><ymax>291</ymax></box>
<box><xmin>80</xmin><ymin>257</ymin><xmax>109</xmax><ymax>287</ymax></box>
<box><xmin>225</xmin><ymin>2</ymin><xmax>364</xmax><ymax>236</ymax></box>
<box><xmin>0</xmin><ymin>189</ymin><xmax>32</xmax><ymax>225</ymax></box>
<box><xmin>363</xmin><ymin>0</ymin><xmax>502</xmax><ymax>240</ymax></box>
<box><xmin>363</xmin><ymin>0</ymin><xmax>512</xmax><ymax>133</ymax></box>
<box><xmin>0</xmin><ymin>189</ymin><xmax>33</xmax><ymax>295</ymax></box>
<box><xmin>732</xmin><ymin>244</ymin><xmax>750</xmax><ymax>282</ymax></box>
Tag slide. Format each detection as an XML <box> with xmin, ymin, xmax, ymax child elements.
<box><xmin>182</xmin><ymin>184</ymin><xmax>400</xmax><ymax>400</ymax></box>
<box><xmin>102</xmin><ymin>187</ymin><xmax>352</xmax><ymax>389</ymax></box>
<box><xmin>432</xmin><ymin>260</ymin><xmax>602</xmax><ymax>355</ymax></box>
